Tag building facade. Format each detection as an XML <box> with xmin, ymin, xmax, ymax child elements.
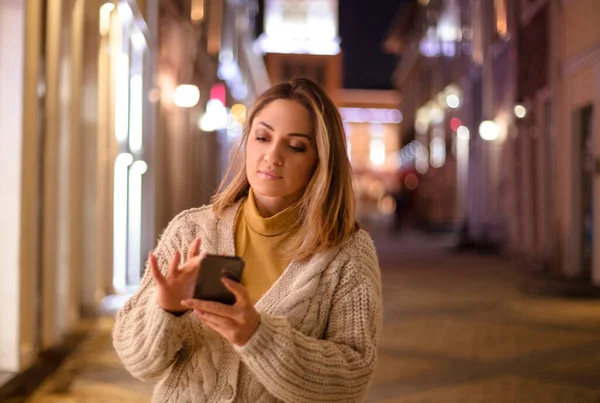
<box><xmin>337</xmin><ymin>89</ymin><xmax>403</xmax><ymax>220</ymax></box>
<box><xmin>257</xmin><ymin>0</ymin><xmax>343</xmax><ymax>97</ymax></box>
<box><xmin>0</xmin><ymin>0</ymin><xmax>268</xmax><ymax>374</ymax></box>
<box><xmin>555</xmin><ymin>0</ymin><xmax>600</xmax><ymax>285</ymax></box>
<box><xmin>257</xmin><ymin>0</ymin><xmax>403</xmax><ymax>223</ymax></box>
<box><xmin>384</xmin><ymin>0</ymin><xmax>467</xmax><ymax>229</ymax></box>
<box><xmin>0</xmin><ymin>0</ymin><xmax>161</xmax><ymax>373</ymax></box>
<box><xmin>384</xmin><ymin>0</ymin><xmax>600</xmax><ymax>286</ymax></box>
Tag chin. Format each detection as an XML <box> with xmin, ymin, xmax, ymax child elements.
<box><xmin>252</xmin><ymin>183</ymin><xmax>291</xmax><ymax>199</ymax></box>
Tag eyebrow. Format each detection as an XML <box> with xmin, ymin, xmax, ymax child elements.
<box><xmin>258</xmin><ymin>121</ymin><xmax>313</xmax><ymax>142</ymax></box>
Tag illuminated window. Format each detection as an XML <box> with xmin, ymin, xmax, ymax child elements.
<box><xmin>102</xmin><ymin>2</ymin><xmax>150</xmax><ymax>292</ymax></box>
<box><xmin>471</xmin><ymin>0</ymin><xmax>483</xmax><ymax>64</ymax></box>
<box><xmin>281</xmin><ymin>5</ymin><xmax>307</xmax><ymax>29</ymax></box>
<box><xmin>495</xmin><ymin>0</ymin><xmax>508</xmax><ymax>39</ymax></box>
<box><xmin>258</xmin><ymin>0</ymin><xmax>340</xmax><ymax>55</ymax></box>
<box><xmin>369</xmin><ymin>124</ymin><xmax>386</xmax><ymax>167</ymax></box>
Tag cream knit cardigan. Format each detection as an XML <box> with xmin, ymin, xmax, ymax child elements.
<box><xmin>113</xmin><ymin>202</ymin><xmax>382</xmax><ymax>403</ymax></box>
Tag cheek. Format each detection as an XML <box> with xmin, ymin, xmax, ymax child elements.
<box><xmin>291</xmin><ymin>154</ymin><xmax>318</xmax><ymax>184</ymax></box>
<box><xmin>245</xmin><ymin>143</ymin><xmax>260</xmax><ymax>167</ymax></box>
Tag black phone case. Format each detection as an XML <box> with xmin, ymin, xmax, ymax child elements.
<box><xmin>193</xmin><ymin>255</ymin><xmax>244</xmax><ymax>305</ymax></box>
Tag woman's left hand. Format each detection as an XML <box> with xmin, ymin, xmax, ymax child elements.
<box><xmin>181</xmin><ymin>278</ymin><xmax>260</xmax><ymax>346</ymax></box>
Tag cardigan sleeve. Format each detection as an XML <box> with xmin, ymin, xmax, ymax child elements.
<box><xmin>234</xmin><ymin>242</ymin><xmax>382</xmax><ymax>403</ymax></box>
<box><xmin>112</xmin><ymin>211</ymin><xmax>203</xmax><ymax>382</ymax></box>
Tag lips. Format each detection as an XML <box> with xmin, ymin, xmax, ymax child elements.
<box><xmin>258</xmin><ymin>170</ymin><xmax>282</xmax><ymax>179</ymax></box>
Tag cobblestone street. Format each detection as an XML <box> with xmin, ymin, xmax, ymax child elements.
<box><xmin>368</xmin><ymin>230</ymin><xmax>600</xmax><ymax>402</ymax></box>
<box><xmin>23</xmin><ymin>230</ymin><xmax>600</xmax><ymax>403</ymax></box>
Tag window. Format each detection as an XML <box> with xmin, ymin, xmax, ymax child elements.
<box><xmin>494</xmin><ymin>0</ymin><xmax>508</xmax><ymax>39</ymax></box>
<box><xmin>471</xmin><ymin>0</ymin><xmax>483</xmax><ymax>64</ymax></box>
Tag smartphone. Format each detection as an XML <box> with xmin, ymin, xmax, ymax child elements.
<box><xmin>193</xmin><ymin>255</ymin><xmax>244</xmax><ymax>305</ymax></box>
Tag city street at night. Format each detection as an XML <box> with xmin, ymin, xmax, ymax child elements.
<box><xmin>11</xmin><ymin>229</ymin><xmax>600</xmax><ymax>403</ymax></box>
<box><xmin>2</xmin><ymin>0</ymin><xmax>600</xmax><ymax>401</ymax></box>
<box><xmin>368</xmin><ymin>230</ymin><xmax>600</xmax><ymax>403</ymax></box>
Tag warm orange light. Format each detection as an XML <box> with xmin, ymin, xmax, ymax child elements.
<box><xmin>99</xmin><ymin>3</ymin><xmax>114</xmax><ymax>35</ymax></box>
<box><xmin>173</xmin><ymin>85</ymin><xmax>200</xmax><ymax>108</ymax></box>
<box><xmin>230</xmin><ymin>104</ymin><xmax>247</xmax><ymax>124</ymax></box>
<box><xmin>191</xmin><ymin>0</ymin><xmax>204</xmax><ymax>22</ymax></box>
<box><xmin>495</xmin><ymin>0</ymin><xmax>508</xmax><ymax>38</ymax></box>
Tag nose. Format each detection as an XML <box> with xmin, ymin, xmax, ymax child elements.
<box><xmin>264</xmin><ymin>142</ymin><xmax>283</xmax><ymax>166</ymax></box>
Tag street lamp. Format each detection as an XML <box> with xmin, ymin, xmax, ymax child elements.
<box><xmin>479</xmin><ymin>120</ymin><xmax>499</xmax><ymax>141</ymax></box>
<box><xmin>191</xmin><ymin>0</ymin><xmax>204</xmax><ymax>22</ymax></box>
<box><xmin>457</xmin><ymin>125</ymin><xmax>470</xmax><ymax>139</ymax></box>
<box><xmin>173</xmin><ymin>84</ymin><xmax>200</xmax><ymax>108</ymax></box>
<box><xmin>514</xmin><ymin>104</ymin><xmax>527</xmax><ymax>119</ymax></box>
<box><xmin>446</xmin><ymin>94</ymin><xmax>460</xmax><ymax>108</ymax></box>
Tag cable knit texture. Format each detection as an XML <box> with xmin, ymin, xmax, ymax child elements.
<box><xmin>112</xmin><ymin>201</ymin><xmax>382</xmax><ymax>403</ymax></box>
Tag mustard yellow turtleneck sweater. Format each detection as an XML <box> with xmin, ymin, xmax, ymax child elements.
<box><xmin>235</xmin><ymin>189</ymin><xmax>297</xmax><ymax>305</ymax></box>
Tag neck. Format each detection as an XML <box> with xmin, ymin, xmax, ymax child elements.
<box><xmin>252</xmin><ymin>190</ymin><xmax>301</xmax><ymax>217</ymax></box>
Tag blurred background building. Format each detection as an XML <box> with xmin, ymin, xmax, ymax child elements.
<box><xmin>1</xmin><ymin>0</ymin><xmax>600</xmax><ymax>388</ymax></box>
<box><xmin>256</xmin><ymin>0</ymin><xmax>403</xmax><ymax>221</ymax></box>
<box><xmin>0</xmin><ymin>0</ymin><xmax>270</xmax><ymax>375</ymax></box>
<box><xmin>0</xmin><ymin>0</ymin><xmax>402</xmax><ymax>376</ymax></box>
<box><xmin>384</xmin><ymin>0</ymin><xmax>600</xmax><ymax>286</ymax></box>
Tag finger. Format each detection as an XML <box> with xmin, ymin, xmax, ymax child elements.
<box><xmin>187</xmin><ymin>238</ymin><xmax>201</xmax><ymax>261</ymax></box>
<box><xmin>195</xmin><ymin>309</ymin><xmax>237</xmax><ymax>328</ymax></box>
<box><xmin>179</xmin><ymin>250</ymin><xmax>206</xmax><ymax>275</ymax></box>
<box><xmin>181</xmin><ymin>299</ymin><xmax>236</xmax><ymax>318</ymax></box>
<box><xmin>222</xmin><ymin>277</ymin><xmax>250</xmax><ymax>307</ymax></box>
<box><xmin>167</xmin><ymin>250</ymin><xmax>181</xmax><ymax>278</ymax></box>
<box><xmin>148</xmin><ymin>252</ymin><xmax>166</xmax><ymax>287</ymax></box>
<box><xmin>198</xmin><ymin>314</ymin><xmax>229</xmax><ymax>335</ymax></box>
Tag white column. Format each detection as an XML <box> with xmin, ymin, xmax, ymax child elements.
<box><xmin>456</xmin><ymin>132</ymin><xmax>470</xmax><ymax>221</ymax></box>
<box><xmin>0</xmin><ymin>0</ymin><xmax>25</xmax><ymax>372</ymax></box>
<box><xmin>80</xmin><ymin>0</ymin><xmax>102</xmax><ymax>315</ymax></box>
<box><xmin>0</xmin><ymin>0</ymin><xmax>41</xmax><ymax>371</ymax></box>
<box><xmin>68</xmin><ymin>0</ymin><xmax>85</xmax><ymax>329</ymax></box>
<box><xmin>40</xmin><ymin>0</ymin><xmax>63</xmax><ymax>349</ymax></box>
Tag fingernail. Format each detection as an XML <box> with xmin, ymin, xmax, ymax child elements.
<box><xmin>181</xmin><ymin>300</ymin><xmax>191</xmax><ymax>307</ymax></box>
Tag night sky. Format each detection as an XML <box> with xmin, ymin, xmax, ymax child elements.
<box><xmin>339</xmin><ymin>0</ymin><xmax>405</xmax><ymax>90</ymax></box>
<box><xmin>256</xmin><ymin>0</ymin><xmax>405</xmax><ymax>90</ymax></box>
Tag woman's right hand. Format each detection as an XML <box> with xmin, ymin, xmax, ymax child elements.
<box><xmin>149</xmin><ymin>238</ymin><xmax>205</xmax><ymax>313</ymax></box>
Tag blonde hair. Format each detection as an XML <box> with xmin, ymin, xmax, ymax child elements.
<box><xmin>212</xmin><ymin>78</ymin><xmax>356</xmax><ymax>261</ymax></box>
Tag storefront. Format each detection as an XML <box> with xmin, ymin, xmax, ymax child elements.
<box><xmin>337</xmin><ymin>89</ymin><xmax>403</xmax><ymax>221</ymax></box>
<box><xmin>0</xmin><ymin>0</ymin><xmax>157</xmax><ymax>372</ymax></box>
<box><xmin>98</xmin><ymin>1</ymin><xmax>156</xmax><ymax>294</ymax></box>
<box><xmin>557</xmin><ymin>1</ymin><xmax>600</xmax><ymax>285</ymax></box>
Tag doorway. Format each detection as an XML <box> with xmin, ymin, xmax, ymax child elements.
<box><xmin>577</xmin><ymin>104</ymin><xmax>594</xmax><ymax>280</ymax></box>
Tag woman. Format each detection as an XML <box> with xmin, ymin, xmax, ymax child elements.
<box><xmin>113</xmin><ymin>78</ymin><xmax>382</xmax><ymax>403</ymax></box>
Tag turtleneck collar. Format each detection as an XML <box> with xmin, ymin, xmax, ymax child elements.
<box><xmin>243</xmin><ymin>188</ymin><xmax>299</xmax><ymax>237</ymax></box>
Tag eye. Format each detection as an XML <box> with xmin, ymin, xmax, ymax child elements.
<box><xmin>255</xmin><ymin>136</ymin><xmax>268</xmax><ymax>142</ymax></box>
<box><xmin>289</xmin><ymin>145</ymin><xmax>307</xmax><ymax>153</ymax></box>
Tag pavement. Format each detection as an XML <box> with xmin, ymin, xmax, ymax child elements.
<box><xmin>368</xmin><ymin>229</ymin><xmax>600</xmax><ymax>402</ymax></box>
<box><xmin>8</xmin><ymin>229</ymin><xmax>600</xmax><ymax>402</ymax></box>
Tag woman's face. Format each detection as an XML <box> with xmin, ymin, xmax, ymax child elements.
<box><xmin>246</xmin><ymin>99</ymin><xmax>318</xmax><ymax>212</ymax></box>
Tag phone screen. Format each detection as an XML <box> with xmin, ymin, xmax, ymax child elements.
<box><xmin>193</xmin><ymin>255</ymin><xmax>244</xmax><ymax>305</ymax></box>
